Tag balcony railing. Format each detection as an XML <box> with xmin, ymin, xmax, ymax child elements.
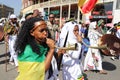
<box><xmin>22</xmin><ymin>0</ymin><xmax>78</xmax><ymax>14</ymax></box>
<box><xmin>40</xmin><ymin>0</ymin><xmax>78</xmax><ymax>7</ymax></box>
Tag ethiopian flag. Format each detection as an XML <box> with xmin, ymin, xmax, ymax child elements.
<box><xmin>16</xmin><ymin>45</ymin><xmax>48</xmax><ymax>80</ymax></box>
<box><xmin>117</xmin><ymin>26</ymin><xmax>120</xmax><ymax>30</ymax></box>
<box><xmin>78</xmin><ymin>0</ymin><xmax>98</xmax><ymax>14</ymax></box>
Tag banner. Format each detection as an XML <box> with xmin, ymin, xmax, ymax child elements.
<box><xmin>78</xmin><ymin>0</ymin><xmax>98</xmax><ymax>14</ymax></box>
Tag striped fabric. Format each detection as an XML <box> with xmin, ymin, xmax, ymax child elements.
<box><xmin>16</xmin><ymin>61</ymin><xmax>45</xmax><ymax>80</ymax></box>
<box><xmin>78</xmin><ymin>0</ymin><xmax>98</xmax><ymax>14</ymax></box>
<box><xmin>117</xmin><ymin>26</ymin><xmax>120</xmax><ymax>30</ymax></box>
<box><xmin>16</xmin><ymin>45</ymin><xmax>48</xmax><ymax>80</ymax></box>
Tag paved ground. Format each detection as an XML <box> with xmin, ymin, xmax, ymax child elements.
<box><xmin>0</xmin><ymin>42</ymin><xmax>120</xmax><ymax>80</ymax></box>
<box><xmin>0</xmin><ymin>42</ymin><xmax>18</xmax><ymax>80</ymax></box>
<box><xmin>83</xmin><ymin>56</ymin><xmax>120</xmax><ymax>80</ymax></box>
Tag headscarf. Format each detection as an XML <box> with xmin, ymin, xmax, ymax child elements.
<box><xmin>58</xmin><ymin>21</ymin><xmax>81</xmax><ymax>47</ymax></box>
<box><xmin>97</xmin><ymin>19</ymin><xmax>104</xmax><ymax>27</ymax></box>
<box><xmin>89</xmin><ymin>21</ymin><xmax>97</xmax><ymax>30</ymax></box>
<box><xmin>10</xmin><ymin>14</ymin><xmax>17</xmax><ymax>19</ymax></box>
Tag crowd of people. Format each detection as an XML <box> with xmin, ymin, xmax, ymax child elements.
<box><xmin>0</xmin><ymin>9</ymin><xmax>120</xmax><ymax>80</ymax></box>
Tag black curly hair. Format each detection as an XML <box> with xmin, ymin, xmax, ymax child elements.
<box><xmin>14</xmin><ymin>17</ymin><xmax>45</xmax><ymax>55</ymax></box>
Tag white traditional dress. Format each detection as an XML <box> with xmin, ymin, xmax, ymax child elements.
<box><xmin>116</xmin><ymin>29</ymin><xmax>120</xmax><ymax>39</ymax></box>
<box><xmin>84</xmin><ymin>22</ymin><xmax>103</xmax><ymax>71</ymax></box>
<box><xmin>116</xmin><ymin>29</ymin><xmax>120</xmax><ymax>60</ymax></box>
<box><xmin>58</xmin><ymin>21</ymin><xmax>83</xmax><ymax>80</ymax></box>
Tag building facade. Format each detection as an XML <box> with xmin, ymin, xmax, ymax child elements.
<box><xmin>0</xmin><ymin>4</ymin><xmax>14</xmax><ymax>19</ymax></box>
<box><xmin>112</xmin><ymin>0</ymin><xmax>120</xmax><ymax>23</ymax></box>
<box><xmin>21</xmin><ymin>0</ymin><xmax>120</xmax><ymax>25</ymax></box>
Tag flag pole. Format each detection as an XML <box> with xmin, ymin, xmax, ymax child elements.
<box><xmin>5</xmin><ymin>34</ymin><xmax>8</xmax><ymax>72</ymax></box>
<box><xmin>4</xmin><ymin>12</ymin><xmax>11</xmax><ymax>72</ymax></box>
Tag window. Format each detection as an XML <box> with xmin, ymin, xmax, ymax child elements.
<box><xmin>93</xmin><ymin>2</ymin><xmax>113</xmax><ymax>12</ymax></box>
<box><xmin>116</xmin><ymin>0</ymin><xmax>120</xmax><ymax>9</ymax></box>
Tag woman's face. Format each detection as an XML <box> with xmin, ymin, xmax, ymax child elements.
<box><xmin>30</xmin><ymin>21</ymin><xmax>48</xmax><ymax>43</ymax></box>
<box><xmin>73</xmin><ymin>25</ymin><xmax>79</xmax><ymax>37</ymax></box>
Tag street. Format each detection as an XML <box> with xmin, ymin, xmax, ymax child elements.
<box><xmin>0</xmin><ymin>42</ymin><xmax>17</xmax><ymax>80</ymax></box>
<box><xmin>0</xmin><ymin>42</ymin><xmax>120</xmax><ymax>80</ymax></box>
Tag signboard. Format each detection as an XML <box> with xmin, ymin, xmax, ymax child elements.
<box><xmin>92</xmin><ymin>15</ymin><xmax>107</xmax><ymax>18</ymax></box>
<box><xmin>90</xmin><ymin>15</ymin><xmax>113</xmax><ymax>19</ymax></box>
<box><xmin>50</xmin><ymin>10</ymin><xmax>59</xmax><ymax>15</ymax></box>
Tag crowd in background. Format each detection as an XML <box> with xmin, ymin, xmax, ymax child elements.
<box><xmin>0</xmin><ymin>9</ymin><xmax>120</xmax><ymax>80</ymax></box>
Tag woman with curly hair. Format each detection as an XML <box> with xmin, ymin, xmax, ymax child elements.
<box><xmin>15</xmin><ymin>17</ymin><xmax>55</xmax><ymax>80</ymax></box>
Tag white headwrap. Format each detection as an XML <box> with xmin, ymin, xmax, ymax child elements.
<box><xmin>58</xmin><ymin>21</ymin><xmax>81</xmax><ymax>47</ymax></box>
<box><xmin>89</xmin><ymin>21</ymin><xmax>97</xmax><ymax>30</ymax></box>
<box><xmin>10</xmin><ymin>14</ymin><xmax>17</xmax><ymax>19</ymax></box>
<box><xmin>88</xmin><ymin>21</ymin><xmax>102</xmax><ymax>37</ymax></box>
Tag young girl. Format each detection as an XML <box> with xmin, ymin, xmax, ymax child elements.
<box><xmin>15</xmin><ymin>17</ymin><xmax>55</xmax><ymax>80</ymax></box>
<box><xmin>57</xmin><ymin>21</ymin><xmax>83</xmax><ymax>80</ymax></box>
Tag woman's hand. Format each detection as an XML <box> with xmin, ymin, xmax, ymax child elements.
<box><xmin>45</xmin><ymin>38</ymin><xmax>55</xmax><ymax>71</ymax></box>
<box><xmin>76</xmin><ymin>34</ymin><xmax>82</xmax><ymax>43</ymax></box>
<box><xmin>57</xmin><ymin>49</ymin><xmax>66</xmax><ymax>57</ymax></box>
<box><xmin>46</xmin><ymin>38</ymin><xmax>55</xmax><ymax>50</ymax></box>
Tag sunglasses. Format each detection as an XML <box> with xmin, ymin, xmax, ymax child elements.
<box><xmin>11</xmin><ymin>18</ymin><xmax>17</xmax><ymax>20</ymax></box>
<box><xmin>49</xmin><ymin>17</ymin><xmax>54</xmax><ymax>18</ymax></box>
<box><xmin>14</xmin><ymin>18</ymin><xmax>17</xmax><ymax>20</ymax></box>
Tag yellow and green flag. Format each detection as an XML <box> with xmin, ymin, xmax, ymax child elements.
<box><xmin>16</xmin><ymin>45</ymin><xmax>48</xmax><ymax>80</ymax></box>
